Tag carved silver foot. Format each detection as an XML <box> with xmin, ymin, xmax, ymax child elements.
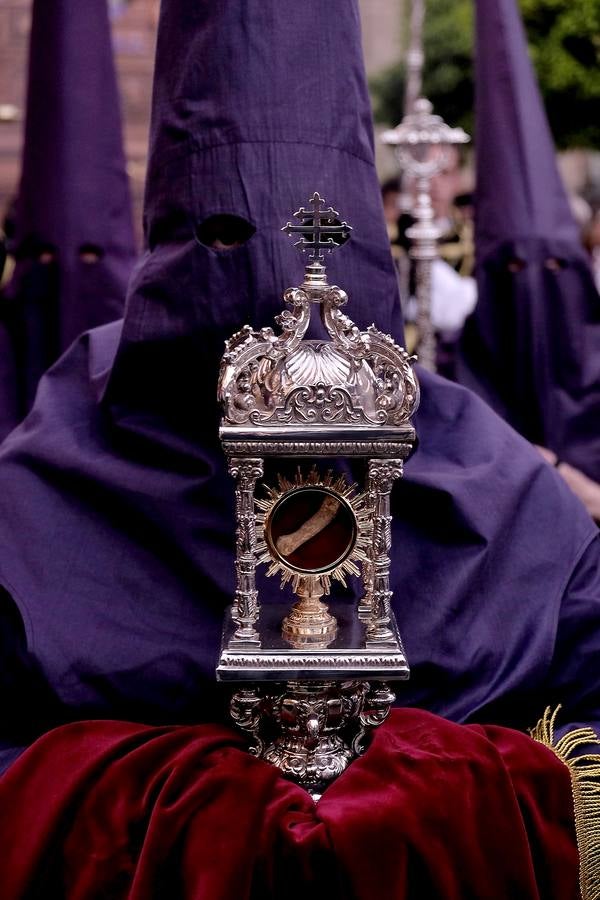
<box><xmin>229</xmin><ymin>679</ymin><xmax>395</xmax><ymax>797</ymax></box>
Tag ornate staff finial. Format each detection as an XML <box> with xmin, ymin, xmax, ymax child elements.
<box><xmin>282</xmin><ymin>192</ymin><xmax>352</xmax><ymax>261</ymax></box>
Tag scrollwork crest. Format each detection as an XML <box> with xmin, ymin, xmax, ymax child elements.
<box><xmin>252</xmin><ymin>383</ymin><xmax>387</xmax><ymax>426</ymax></box>
<box><xmin>218</xmin><ymin>267</ymin><xmax>419</xmax><ymax>428</ymax></box>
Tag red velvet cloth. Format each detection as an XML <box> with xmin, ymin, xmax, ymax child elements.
<box><xmin>0</xmin><ymin>709</ymin><xmax>580</xmax><ymax>900</ymax></box>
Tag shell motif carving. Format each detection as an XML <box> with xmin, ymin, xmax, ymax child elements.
<box><xmin>219</xmin><ymin>282</ymin><xmax>419</xmax><ymax>427</ymax></box>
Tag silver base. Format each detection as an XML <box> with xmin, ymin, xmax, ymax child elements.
<box><xmin>230</xmin><ymin>680</ymin><xmax>395</xmax><ymax>795</ymax></box>
<box><xmin>217</xmin><ymin>602</ymin><xmax>409</xmax><ymax>682</ymax></box>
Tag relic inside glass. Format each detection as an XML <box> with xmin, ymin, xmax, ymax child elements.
<box><xmin>256</xmin><ymin>470</ymin><xmax>371</xmax><ymax>649</ymax></box>
<box><xmin>265</xmin><ymin>486</ymin><xmax>357</xmax><ymax>575</ymax></box>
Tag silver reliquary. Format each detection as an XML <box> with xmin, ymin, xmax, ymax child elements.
<box><xmin>216</xmin><ymin>193</ymin><xmax>419</xmax><ymax>795</ymax></box>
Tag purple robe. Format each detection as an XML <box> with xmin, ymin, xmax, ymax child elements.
<box><xmin>457</xmin><ymin>0</ymin><xmax>600</xmax><ymax>481</ymax></box>
<box><xmin>0</xmin><ymin>0</ymin><xmax>136</xmax><ymax>437</ymax></box>
<box><xmin>0</xmin><ymin>0</ymin><xmax>598</xmax><ymax>776</ymax></box>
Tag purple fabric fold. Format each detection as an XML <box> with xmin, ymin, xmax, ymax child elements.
<box><xmin>0</xmin><ymin>0</ymin><xmax>597</xmax><ymax>776</ymax></box>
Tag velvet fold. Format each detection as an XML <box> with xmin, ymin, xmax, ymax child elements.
<box><xmin>0</xmin><ymin>710</ymin><xmax>580</xmax><ymax>900</ymax></box>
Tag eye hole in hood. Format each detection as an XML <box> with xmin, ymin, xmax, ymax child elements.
<box><xmin>195</xmin><ymin>214</ymin><xmax>256</xmax><ymax>251</ymax></box>
<box><xmin>79</xmin><ymin>244</ymin><xmax>104</xmax><ymax>264</ymax></box>
<box><xmin>16</xmin><ymin>237</ymin><xmax>58</xmax><ymax>264</ymax></box>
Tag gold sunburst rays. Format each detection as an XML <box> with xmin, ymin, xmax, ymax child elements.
<box><xmin>255</xmin><ymin>466</ymin><xmax>372</xmax><ymax>594</ymax></box>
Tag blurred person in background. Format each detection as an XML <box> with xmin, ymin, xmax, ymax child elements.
<box><xmin>0</xmin><ymin>0</ymin><xmax>136</xmax><ymax>440</ymax></box>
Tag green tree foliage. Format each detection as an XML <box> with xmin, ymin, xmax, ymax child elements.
<box><xmin>370</xmin><ymin>0</ymin><xmax>600</xmax><ymax>148</ymax></box>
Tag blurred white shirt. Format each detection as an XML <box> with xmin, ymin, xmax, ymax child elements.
<box><xmin>405</xmin><ymin>258</ymin><xmax>477</xmax><ymax>331</ymax></box>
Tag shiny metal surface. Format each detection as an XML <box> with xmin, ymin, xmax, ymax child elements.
<box><xmin>382</xmin><ymin>99</ymin><xmax>470</xmax><ymax>371</ymax></box>
<box><xmin>404</xmin><ymin>0</ymin><xmax>425</xmax><ymax>117</ymax></box>
<box><xmin>229</xmin><ymin>680</ymin><xmax>395</xmax><ymax>797</ymax></box>
<box><xmin>217</xmin><ymin>601</ymin><xmax>409</xmax><ymax>682</ymax></box>
<box><xmin>217</xmin><ymin>195</ymin><xmax>417</xmax><ymax>792</ymax></box>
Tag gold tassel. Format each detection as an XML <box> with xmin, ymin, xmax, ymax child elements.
<box><xmin>530</xmin><ymin>706</ymin><xmax>600</xmax><ymax>900</ymax></box>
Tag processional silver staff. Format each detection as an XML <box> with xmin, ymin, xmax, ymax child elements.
<box><xmin>404</xmin><ymin>0</ymin><xmax>425</xmax><ymax>117</ymax></box>
<box><xmin>382</xmin><ymin>0</ymin><xmax>469</xmax><ymax>373</ymax></box>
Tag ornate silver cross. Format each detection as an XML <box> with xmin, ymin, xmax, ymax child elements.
<box><xmin>282</xmin><ymin>191</ymin><xmax>352</xmax><ymax>259</ymax></box>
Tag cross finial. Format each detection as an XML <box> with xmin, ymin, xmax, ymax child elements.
<box><xmin>282</xmin><ymin>192</ymin><xmax>352</xmax><ymax>260</ymax></box>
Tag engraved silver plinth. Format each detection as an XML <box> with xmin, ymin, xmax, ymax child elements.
<box><xmin>217</xmin><ymin>600</ymin><xmax>409</xmax><ymax>682</ymax></box>
<box><xmin>229</xmin><ymin>680</ymin><xmax>395</xmax><ymax>798</ymax></box>
<box><xmin>217</xmin><ymin>194</ymin><xmax>419</xmax><ymax>794</ymax></box>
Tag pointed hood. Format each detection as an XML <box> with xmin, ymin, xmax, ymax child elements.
<box><xmin>474</xmin><ymin>0</ymin><xmax>579</xmax><ymax>259</ymax></box>
<box><xmin>0</xmin><ymin>0</ymin><xmax>595</xmax><ymax>749</ymax></box>
<box><xmin>1</xmin><ymin>0</ymin><xmax>136</xmax><ymax>426</ymax></box>
<box><xmin>457</xmin><ymin>0</ymin><xmax>600</xmax><ymax>479</ymax></box>
<box><xmin>105</xmin><ymin>0</ymin><xmax>402</xmax><ymax>444</ymax></box>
